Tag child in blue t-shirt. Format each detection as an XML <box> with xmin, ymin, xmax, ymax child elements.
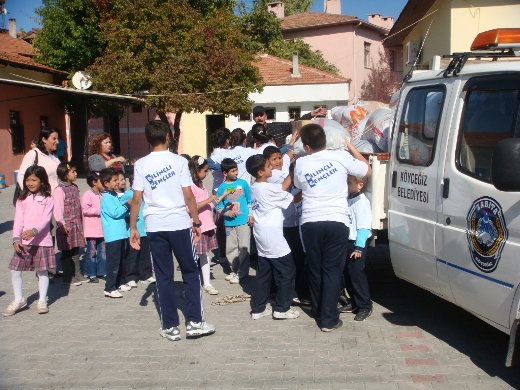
<box><xmin>215</xmin><ymin>158</ymin><xmax>253</xmax><ymax>284</ymax></box>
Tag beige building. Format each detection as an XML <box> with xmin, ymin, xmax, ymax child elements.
<box><xmin>384</xmin><ymin>0</ymin><xmax>520</xmax><ymax>71</ymax></box>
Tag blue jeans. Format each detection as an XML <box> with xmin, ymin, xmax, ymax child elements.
<box><xmin>83</xmin><ymin>238</ymin><xmax>106</xmax><ymax>277</ymax></box>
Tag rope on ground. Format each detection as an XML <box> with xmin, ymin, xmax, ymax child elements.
<box><xmin>211</xmin><ymin>294</ymin><xmax>251</xmax><ymax>306</ymax></box>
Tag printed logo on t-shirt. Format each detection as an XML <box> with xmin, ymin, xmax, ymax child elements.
<box><xmin>251</xmin><ymin>199</ymin><xmax>259</xmax><ymax>211</ymax></box>
<box><xmin>145</xmin><ymin>165</ymin><xmax>176</xmax><ymax>190</ymax></box>
<box><xmin>304</xmin><ymin>162</ymin><xmax>338</xmax><ymax>188</ymax></box>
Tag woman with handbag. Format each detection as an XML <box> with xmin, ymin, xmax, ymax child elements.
<box><xmin>17</xmin><ymin>128</ymin><xmax>60</xmax><ymax>193</ymax></box>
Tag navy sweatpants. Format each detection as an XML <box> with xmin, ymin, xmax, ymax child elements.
<box><xmin>147</xmin><ymin>229</ymin><xmax>204</xmax><ymax>329</ymax></box>
<box><xmin>301</xmin><ymin>221</ymin><xmax>349</xmax><ymax>328</ymax></box>
<box><xmin>251</xmin><ymin>253</ymin><xmax>295</xmax><ymax>314</ymax></box>
<box><xmin>344</xmin><ymin>241</ymin><xmax>372</xmax><ymax>310</ymax></box>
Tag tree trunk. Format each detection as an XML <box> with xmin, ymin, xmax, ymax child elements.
<box><xmin>157</xmin><ymin>110</ymin><xmax>183</xmax><ymax>154</ymax></box>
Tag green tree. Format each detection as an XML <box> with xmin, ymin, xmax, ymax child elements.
<box><xmin>253</xmin><ymin>0</ymin><xmax>314</xmax><ymax>16</ymax></box>
<box><xmin>88</xmin><ymin>0</ymin><xmax>262</xmax><ymax>152</ymax></box>
<box><xmin>33</xmin><ymin>0</ymin><xmax>105</xmax><ymax>73</ymax></box>
<box><xmin>360</xmin><ymin>50</ymin><xmax>400</xmax><ymax>103</ymax></box>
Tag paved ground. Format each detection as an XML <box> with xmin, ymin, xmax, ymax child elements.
<box><xmin>1</xmin><ymin>179</ymin><xmax>520</xmax><ymax>389</ymax></box>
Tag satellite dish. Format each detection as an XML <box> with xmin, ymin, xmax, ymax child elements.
<box><xmin>72</xmin><ymin>71</ymin><xmax>92</xmax><ymax>90</ymax></box>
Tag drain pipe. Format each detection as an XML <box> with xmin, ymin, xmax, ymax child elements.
<box><xmin>352</xmin><ymin>21</ymin><xmax>362</xmax><ymax>103</ymax></box>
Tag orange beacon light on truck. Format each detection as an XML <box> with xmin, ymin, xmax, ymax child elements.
<box><xmin>471</xmin><ymin>28</ymin><xmax>520</xmax><ymax>51</ymax></box>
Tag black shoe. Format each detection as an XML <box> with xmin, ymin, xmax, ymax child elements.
<box><xmin>354</xmin><ymin>308</ymin><xmax>372</xmax><ymax>321</ymax></box>
<box><xmin>321</xmin><ymin>319</ymin><xmax>343</xmax><ymax>332</ymax></box>
<box><xmin>88</xmin><ymin>277</ymin><xmax>99</xmax><ymax>283</ymax></box>
<box><xmin>339</xmin><ymin>301</ymin><xmax>358</xmax><ymax>313</ymax></box>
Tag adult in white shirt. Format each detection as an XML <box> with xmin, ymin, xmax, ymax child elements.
<box><xmin>293</xmin><ymin>123</ymin><xmax>371</xmax><ymax>332</ymax></box>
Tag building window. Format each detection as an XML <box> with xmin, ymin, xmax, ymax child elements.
<box><xmin>364</xmin><ymin>42</ymin><xmax>371</xmax><ymax>68</ymax></box>
<box><xmin>10</xmin><ymin>111</ymin><xmax>24</xmax><ymax>154</ymax></box>
<box><xmin>239</xmin><ymin>113</ymin><xmax>251</xmax><ymax>121</ymax></box>
<box><xmin>131</xmin><ymin>104</ymin><xmax>142</xmax><ymax>113</ymax></box>
<box><xmin>389</xmin><ymin>50</ymin><xmax>395</xmax><ymax>71</ymax></box>
<box><xmin>288</xmin><ymin>107</ymin><xmax>301</xmax><ymax>120</ymax></box>
<box><xmin>265</xmin><ymin>107</ymin><xmax>276</xmax><ymax>120</ymax></box>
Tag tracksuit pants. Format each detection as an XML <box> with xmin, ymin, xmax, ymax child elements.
<box><xmin>344</xmin><ymin>241</ymin><xmax>372</xmax><ymax>310</ymax></box>
<box><xmin>301</xmin><ymin>221</ymin><xmax>349</xmax><ymax>329</ymax></box>
<box><xmin>251</xmin><ymin>253</ymin><xmax>295</xmax><ymax>314</ymax></box>
<box><xmin>147</xmin><ymin>229</ymin><xmax>204</xmax><ymax>329</ymax></box>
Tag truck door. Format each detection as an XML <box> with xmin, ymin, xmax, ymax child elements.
<box><xmin>389</xmin><ymin>84</ymin><xmax>447</xmax><ymax>296</ymax></box>
<box><xmin>439</xmin><ymin>74</ymin><xmax>520</xmax><ymax>329</ymax></box>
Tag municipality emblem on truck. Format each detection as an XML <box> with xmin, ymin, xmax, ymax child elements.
<box><xmin>466</xmin><ymin>196</ymin><xmax>508</xmax><ymax>273</ymax></box>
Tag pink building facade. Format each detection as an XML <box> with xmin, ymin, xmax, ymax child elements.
<box><xmin>276</xmin><ymin>1</ymin><xmax>403</xmax><ymax>102</ymax></box>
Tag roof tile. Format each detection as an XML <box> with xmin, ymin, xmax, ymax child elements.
<box><xmin>253</xmin><ymin>54</ymin><xmax>350</xmax><ymax>86</ymax></box>
<box><xmin>281</xmin><ymin>12</ymin><xmax>358</xmax><ymax>31</ymax></box>
<box><xmin>0</xmin><ymin>30</ymin><xmax>67</xmax><ymax>75</ymax></box>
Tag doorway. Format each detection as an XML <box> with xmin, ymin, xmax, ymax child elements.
<box><xmin>205</xmin><ymin>114</ymin><xmax>225</xmax><ymax>157</ymax></box>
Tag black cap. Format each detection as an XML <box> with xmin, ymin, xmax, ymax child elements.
<box><xmin>252</xmin><ymin>106</ymin><xmax>266</xmax><ymax>116</ymax></box>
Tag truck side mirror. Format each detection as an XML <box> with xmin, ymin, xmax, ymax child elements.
<box><xmin>492</xmin><ymin>138</ymin><xmax>520</xmax><ymax>191</ymax></box>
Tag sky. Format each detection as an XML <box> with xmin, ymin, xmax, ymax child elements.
<box><xmin>1</xmin><ymin>0</ymin><xmax>408</xmax><ymax>32</ymax></box>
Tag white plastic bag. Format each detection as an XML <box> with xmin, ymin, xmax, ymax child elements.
<box><xmin>331</xmin><ymin>103</ymin><xmax>371</xmax><ymax>128</ymax></box>
<box><xmin>361</xmin><ymin>108</ymin><xmax>392</xmax><ymax>152</ymax></box>
<box><xmin>290</xmin><ymin>118</ymin><xmax>351</xmax><ymax>156</ymax></box>
<box><xmin>353</xmin><ymin>139</ymin><xmax>382</xmax><ymax>154</ymax></box>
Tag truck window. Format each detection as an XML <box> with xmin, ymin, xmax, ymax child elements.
<box><xmin>458</xmin><ymin>89</ymin><xmax>519</xmax><ymax>182</ymax></box>
<box><xmin>396</xmin><ymin>87</ymin><xmax>444</xmax><ymax>166</ymax></box>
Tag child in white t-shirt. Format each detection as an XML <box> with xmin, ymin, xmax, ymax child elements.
<box><xmin>246</xmin><ymin>154</ymin><xmax>299</xmax><ymax>320</ymax></box>
<box><xmin>263</xmin><ymin>146</ymin><xmax>309</xmax><ymax>304</ymax></box>
<box><xmin>293</xmin><ymin>123</ymin><xmax>370</xmax><ymax>332</ymax></box>
<box><xmin>340</xmin><ymin>175</ymin><xmax>373</xmax><ymax>321</ymax></box>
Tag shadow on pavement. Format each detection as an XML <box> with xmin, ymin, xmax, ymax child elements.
<box><xmin>0</xmin><ymin>220</ymin><xmax>13</xmax><ymax>235</ymax></box>
<box><xmin>369</xmin><ymin>266</ymin><xmax>520</xmax><ymax>388</ymax></box>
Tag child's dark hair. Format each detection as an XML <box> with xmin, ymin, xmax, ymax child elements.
<box><xmin>229</xmin><ymin>128</ymin><xmax>247</xmax><ymax>147</ymax></box>
<box><xmin>251</xmin><ymin>124</ymin><xmax>269</xmax><ymax>145</ymax></box>
<box><xmin>19</xmin><ymin>165</ymin><xmax>51</xmax><ymax>200</ymax></box>
<box><xmin>99</xmin><ymin>168</ymin><xmax>117</xmax><ymax>188</ymax></box>
<box><xmin>114</xmin><ymin>169</ymin><xmax>124</xmax><ymax>177</ymax></box>
<box><xmin>127</xmin><ymin>171</ymin><xmax>134</xmax><ymax>186</ymax></box>
<box><xmin>145</xmin><ymin>120</ymin><xmax>169</xmax><ymax>146</ymax></box>
<box><xmin>246</xmin><ymin>154</ymin><xmax>267</xmax><ymax>179</ymax></box>
<box><xmin>221</xmin><ymin>158</ymin><xmax>238</xmax><ymax>173</ymax></box>
<box><xmin>86</xmin><ymin>171</ymin><xmax>101</xmax><ymax>188</ymax></box>
<box><xmin>263</xmin><ymin>145</ymin><xmax>281</xmax><ymax>159</ymax></box>
<box><xmin>56</xmin><ymin>161</ymin><xmax>76</xmax><ymax>181</ymax></box>
<box><xmin>188</xmin><ymin>155</ymin><xmax>207</xmax><ymax>188</ymax></box>
<box><xmin>180</xmin><ymin>154</ymin><xmax>191</xmax><ymax>161</ymax></box>
<box><xmin>213</xmin><ymin>128</ymin><xmax>231</xmax><ymax>148</ymax></box>
<box><xmin>300</xmin><ymin>123</ymin><xmax>326</xmax><ymax>150</ymax></box>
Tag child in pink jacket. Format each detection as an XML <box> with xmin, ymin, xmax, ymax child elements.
<box><xmin>4</xmin><ymin>166</ymin><xmax>55</xmax><ymax>317</ymax></box>
<box><xmin>81</xmin><ymin>171</ymin><xmax>106</xmax><ymax>283</ymax></box>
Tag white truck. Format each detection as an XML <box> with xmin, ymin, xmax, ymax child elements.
<box><xmin>364</xmin><ymin>28</ymin><xmax>520</xmax><ymax>366</ymax></box>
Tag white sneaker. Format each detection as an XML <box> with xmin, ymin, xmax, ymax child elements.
<box><xmin>159</xmin><ymin>326</ymin><xmax>181</xmax><ymax>341</ymax></box>
<box><xmin>224</xmin><ymin>272</ymin><xmax>237</xmax><ymax>281</ymax></box>
<box><xmin>228</xmin><ymin>275</ymin><xmax>239</xmax><ymax>284</ymax></box>
<box><xmin>186</xmin><ymin>321</ymin><xmax>216</xmax><ymax>338</ymax></box>
<box><xmin>142</xmin><ymin>276</ymin><xmax>156</xmax><ymax>284</ymax></box>
<box><xmin>118</xmin><ymin>284</ymin><xmax>131</xmax><ymax>292</ymax></box>
<box><xmin>104</xmin><ymin>290</ymin><xmax>123</xmax><ymax>298</ymax></box>
<box><xmin>273</xmin><ymin>308</ymin><xmax>300</xmax><ymax>319</ymax></box>
<box><xmin>202</xmin><ymin>284</ymin><xmax>219</xmax><ymax>295</ymax></box>
<box><xmin>126</xmin><ymin>281</ymin><xmax>138</xmax><ymax>288</ymax></box>
<box><xmin>251</xmin><ymin>307</ymin><xmax>272</xmax><ymax>320</ymax></box>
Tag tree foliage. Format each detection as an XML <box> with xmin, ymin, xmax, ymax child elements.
<box><xmin>87</xmin><ymin>0</ymin><xmax>262</xmax><ymax>117</ymax></box>
<box><xmin>238</xmin><ymin>1</ymin><xmax>338</xmax><ymax>74</ymax></box>
<box><xmin>33</xmin><ymin>0</ymin><xmax>105</xmax><ymax>73</ymax></box>
<box><xmin>360</xmin><ymin>50</ymin><xmax>401</xmax><ymax>104</ymax></box>
<box><xmin>253</xmin><ymin>0</ymin><xmax>314</xmax><ymax>16</ymax></box>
